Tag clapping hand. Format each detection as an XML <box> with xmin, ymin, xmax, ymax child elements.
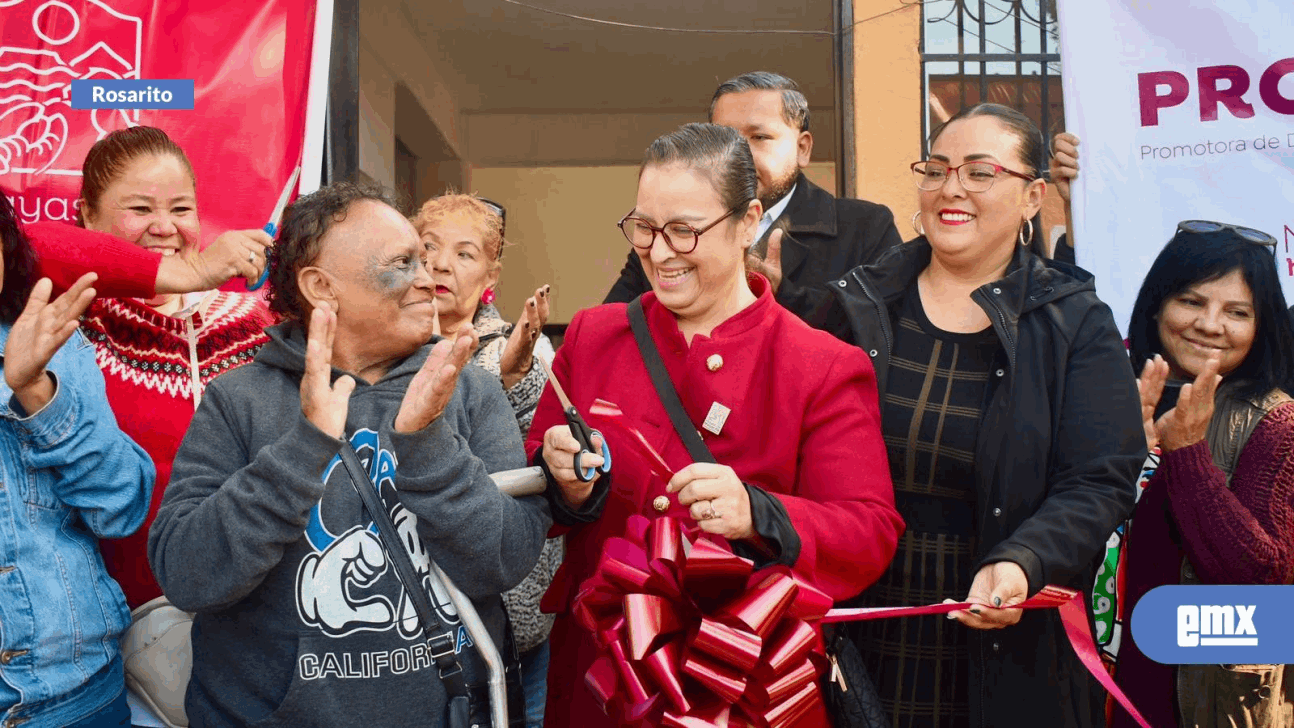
<box><xmin>499</xmin><ymin>285</ymin><xmax>550</xmax><ymax>389</ymax></box>
<box><xmin>394</xmin><ymin>326</ymin><xmax>477</xmax><ymax>433</ymax></box>
<box><xmin>1136</xmin><ymin>355</ymin><xmax>1170</xmax><ymax>451</ymax></box>
<box><xmin>1137</xmin><ymin>354</ymin><xmax>1221</xmax><ymax>453</ymax></box>
<box><xmin>4</xmin><ymin>274</ymin><xmax>98</xmax><ymax>415</ymax></box>
<box><xmin>300</xmin><ymin>307</ymin><xmax>356</xmax><ymax>439</ymax></box>
<box><xmin>745</xmin><ymin>228</ymin><xmax>784</xmax><ymax>292</ymax></box>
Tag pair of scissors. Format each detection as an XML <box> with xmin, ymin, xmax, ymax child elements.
<box><xmin>247</xmin><ymin>166</ymin><xmax>302</xmax><ymax>291</ymax></box>
<box><xmin>539</xmin><ymin>358</ymin><xmax>612</xmax><ymax>482</ymax></box>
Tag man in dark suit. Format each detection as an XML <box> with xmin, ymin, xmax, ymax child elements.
<box><xmin>602</xmin><ymin>71</ymin><xmax>903</xmax><ymax>322</ymax></box>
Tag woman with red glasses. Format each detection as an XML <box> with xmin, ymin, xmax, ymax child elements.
<box><xmin>814</xmin><ymin>103</ymin><xmax>1146</xmax><ymax>728</ymax></box>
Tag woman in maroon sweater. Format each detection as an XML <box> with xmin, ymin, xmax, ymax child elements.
<box><xmin>1118</xmin><ymin>223</ymin><xmax>1294</xmax><ymax>728</ymax></box>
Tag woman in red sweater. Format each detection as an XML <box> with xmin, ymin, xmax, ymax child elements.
<box><xmin>529</xmin><ymin>123</ymin><xmax>902</xmax><ymax>727</ymax></box>
<box><xmin>67</xmin><ymin>127</ymin><xmax>275</xmax><ymax>611</ymax></box>
<box><xmin>1117</xmin><ymin>223</ymin><xmax>1294</xmax><ymax>727</ymax></box>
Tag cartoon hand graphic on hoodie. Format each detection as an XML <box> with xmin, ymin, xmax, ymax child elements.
<box><xmin>393</xmin><ymin>504</ymin><xmax>430</xmax><ymax>574</ymax></box>
<box><xmin>297</xmin><ymin>526</ymin><xmax>395</xmax><ymax>636</ymax></box>
<box><xmin>390</xmin><ymin>505</ymin><xmax>459</xmax><ymax>638</ymax></box>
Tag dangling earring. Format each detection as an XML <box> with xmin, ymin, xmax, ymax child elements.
<box><xmin>911</xmin><ymin>211</ymin><xmax>926</xmax><ymax>237</ymax></box>
<box><xmin>480</xmin><ymin>288</ymin><xmax>496</xmax><ymax>305</ymax></box>
<box><xmin>1018</xmin><ymin>218</ymin><xmax>1034</xmax><ymax>247</ymax></box>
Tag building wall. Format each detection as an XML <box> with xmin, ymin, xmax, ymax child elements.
<box><xmin>359</xmin><ymin>42</ymin><xmax>396</xmax><ymax>189</ymax></box>
<box><xmin>851</xmin><ymin>0</ymin><xmax>1068</xmax><ymax>252</ymax></box>
<box><xmin>357</xmin><ymin>0</ymin><xmax>466</xmax><ymax>193</ymax></box>
<box><xmin>852</xmin><ymin>0</ymin><xmax>923</xmax><ymax>238</ymax></box>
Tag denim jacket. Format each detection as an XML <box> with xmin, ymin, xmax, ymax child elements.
<box><xmin>0</xmin><ymin>324</ymin><xmax>154</xmax><ymax>728</ymax></box>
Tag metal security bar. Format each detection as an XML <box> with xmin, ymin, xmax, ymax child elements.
<box><xmin>919</xmin><ymin>0</ymin><xmax>1063</xmax><ymax>164</ymax></box>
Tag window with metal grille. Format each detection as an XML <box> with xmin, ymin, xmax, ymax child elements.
<box><xmin>920</xmin><ymin>0</ymin><xmax>1063</xmax><ymax>158</ymax></box>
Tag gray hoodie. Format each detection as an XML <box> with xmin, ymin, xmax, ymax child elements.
<box><xmin>148</xmin><ymin>322</ymin><xmax>550</xmax><ymax>727</ymax></box>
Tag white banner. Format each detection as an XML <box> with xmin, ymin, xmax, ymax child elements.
<box><xmin>1057</xmin><ymin>0</ymin><xmax>1294</xmax><ymax>334</ymax></box>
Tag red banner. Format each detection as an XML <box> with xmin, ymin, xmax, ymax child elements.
<box><xmin>0</xmin><ymin>0</ymin><xmax>318</xmax><ymax>252</ymax></box>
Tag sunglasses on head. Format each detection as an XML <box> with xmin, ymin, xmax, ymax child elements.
<box><xmin>477</xmin><ymin>197</ymin><xmax>506</xmax><ymax>259</ymax></box>
<box><xmin>1177</xmin><ymin>220</ymin><xmax>1276</xmax><ymax>253</ymax></box>
<box><xmin>478</xmin><ymin>198</ymin><xmax>506</xmax><ymax>226</ymax></box>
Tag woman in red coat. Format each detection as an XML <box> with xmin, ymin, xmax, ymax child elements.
<box><xmin>528</xmin><ymin>122</ymin><xmax>903</xmax><ymax>727</ymax></box>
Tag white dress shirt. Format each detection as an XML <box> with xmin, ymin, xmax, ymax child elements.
<box><xmin>756</xmin><ymin>184</ymin><xmax>796</xmax><ymax>245</ymax></box>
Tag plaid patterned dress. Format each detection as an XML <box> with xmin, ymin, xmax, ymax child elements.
<box><xmin>849</xmin><ymin>289</ymin><xmax>1000</xmax><ymax>728</ymax></box>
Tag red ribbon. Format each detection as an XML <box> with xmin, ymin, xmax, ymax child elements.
<box><xmin>578</xmin><ymin>401</ymin><xmax>1156</xmax><ymax>728</ymax></box>
<box><xmin>573</xmin><ymin>515</ymin><xmax>833</xmax><ymax>728</ymax></box>
<box><xmin>589</xmin><ymin>399</ymin><xmax>675</xmax><ymax>479</ymax></box>
<box><xmin>824</xmin><ymin>587</ymin><xmax>1157</xmax><ymax>728</ymax></box>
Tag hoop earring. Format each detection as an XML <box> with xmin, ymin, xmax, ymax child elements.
<box><xmin>1018</xmin><ymin>218</ymin><xmax>1034</xmax><ymax>247</ymax></box>
<box><xmin>911</xmin><ymin>211</ymin><xmax>925</xmax><ymax>237</ymax></box>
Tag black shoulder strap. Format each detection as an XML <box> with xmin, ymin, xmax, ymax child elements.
<box><xmin>626</xmin><ymin>297</ymin><xmax>716</xmax><ymax>464</ymax></box>
<box><xmin>337</xmin><ymin>443</ymin><xmax>471</xmax><ymax>718</ymax></box>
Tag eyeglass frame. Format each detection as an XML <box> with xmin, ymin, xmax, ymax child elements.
<box><xmin>616</xmin><ymin>203</ymin><xmax>748</xmax><ymax>255</ymax></box>
<box><xmin>1177</xmin><ymin>219</ymin><xmax>1277</xmax><ymax>253</ymax></box>
<box><xmin>909</xmin><ymin>159</ymin><xmax>1037</xmax><ymax>192</ymax></box>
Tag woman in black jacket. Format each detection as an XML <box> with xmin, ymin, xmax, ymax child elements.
<box><xmin>815</xmin><ymin>103</ymin><xmax>1146</xmax><ymax>728</ymax></box>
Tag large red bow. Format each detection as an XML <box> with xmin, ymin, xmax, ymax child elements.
<box><xmin>572</xmin><ymin>515</ymin><xmax>833</xmax><ymax>728</ymax></box>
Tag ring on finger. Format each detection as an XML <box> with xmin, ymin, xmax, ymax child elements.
<box><xmin>249</xmin><ymin>251</ymin><xmax>256</xmax><ymax>264</ymax></box>
<box><xmin>701</xmin><ymin>501</ymin><xmax>717</xmax><ymax>520</ymax></box>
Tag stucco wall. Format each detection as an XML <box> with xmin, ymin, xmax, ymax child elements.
<box><xmin>853</xmin><ymin>0</ymin><xmax>923</xmax><ymax>237</ymax></box>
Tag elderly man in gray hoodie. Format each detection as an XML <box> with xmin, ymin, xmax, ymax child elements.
<box><xmin>148</xmin><ymin>182</ymin><xmax>551</xmax><ymax>728</ymax></box>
